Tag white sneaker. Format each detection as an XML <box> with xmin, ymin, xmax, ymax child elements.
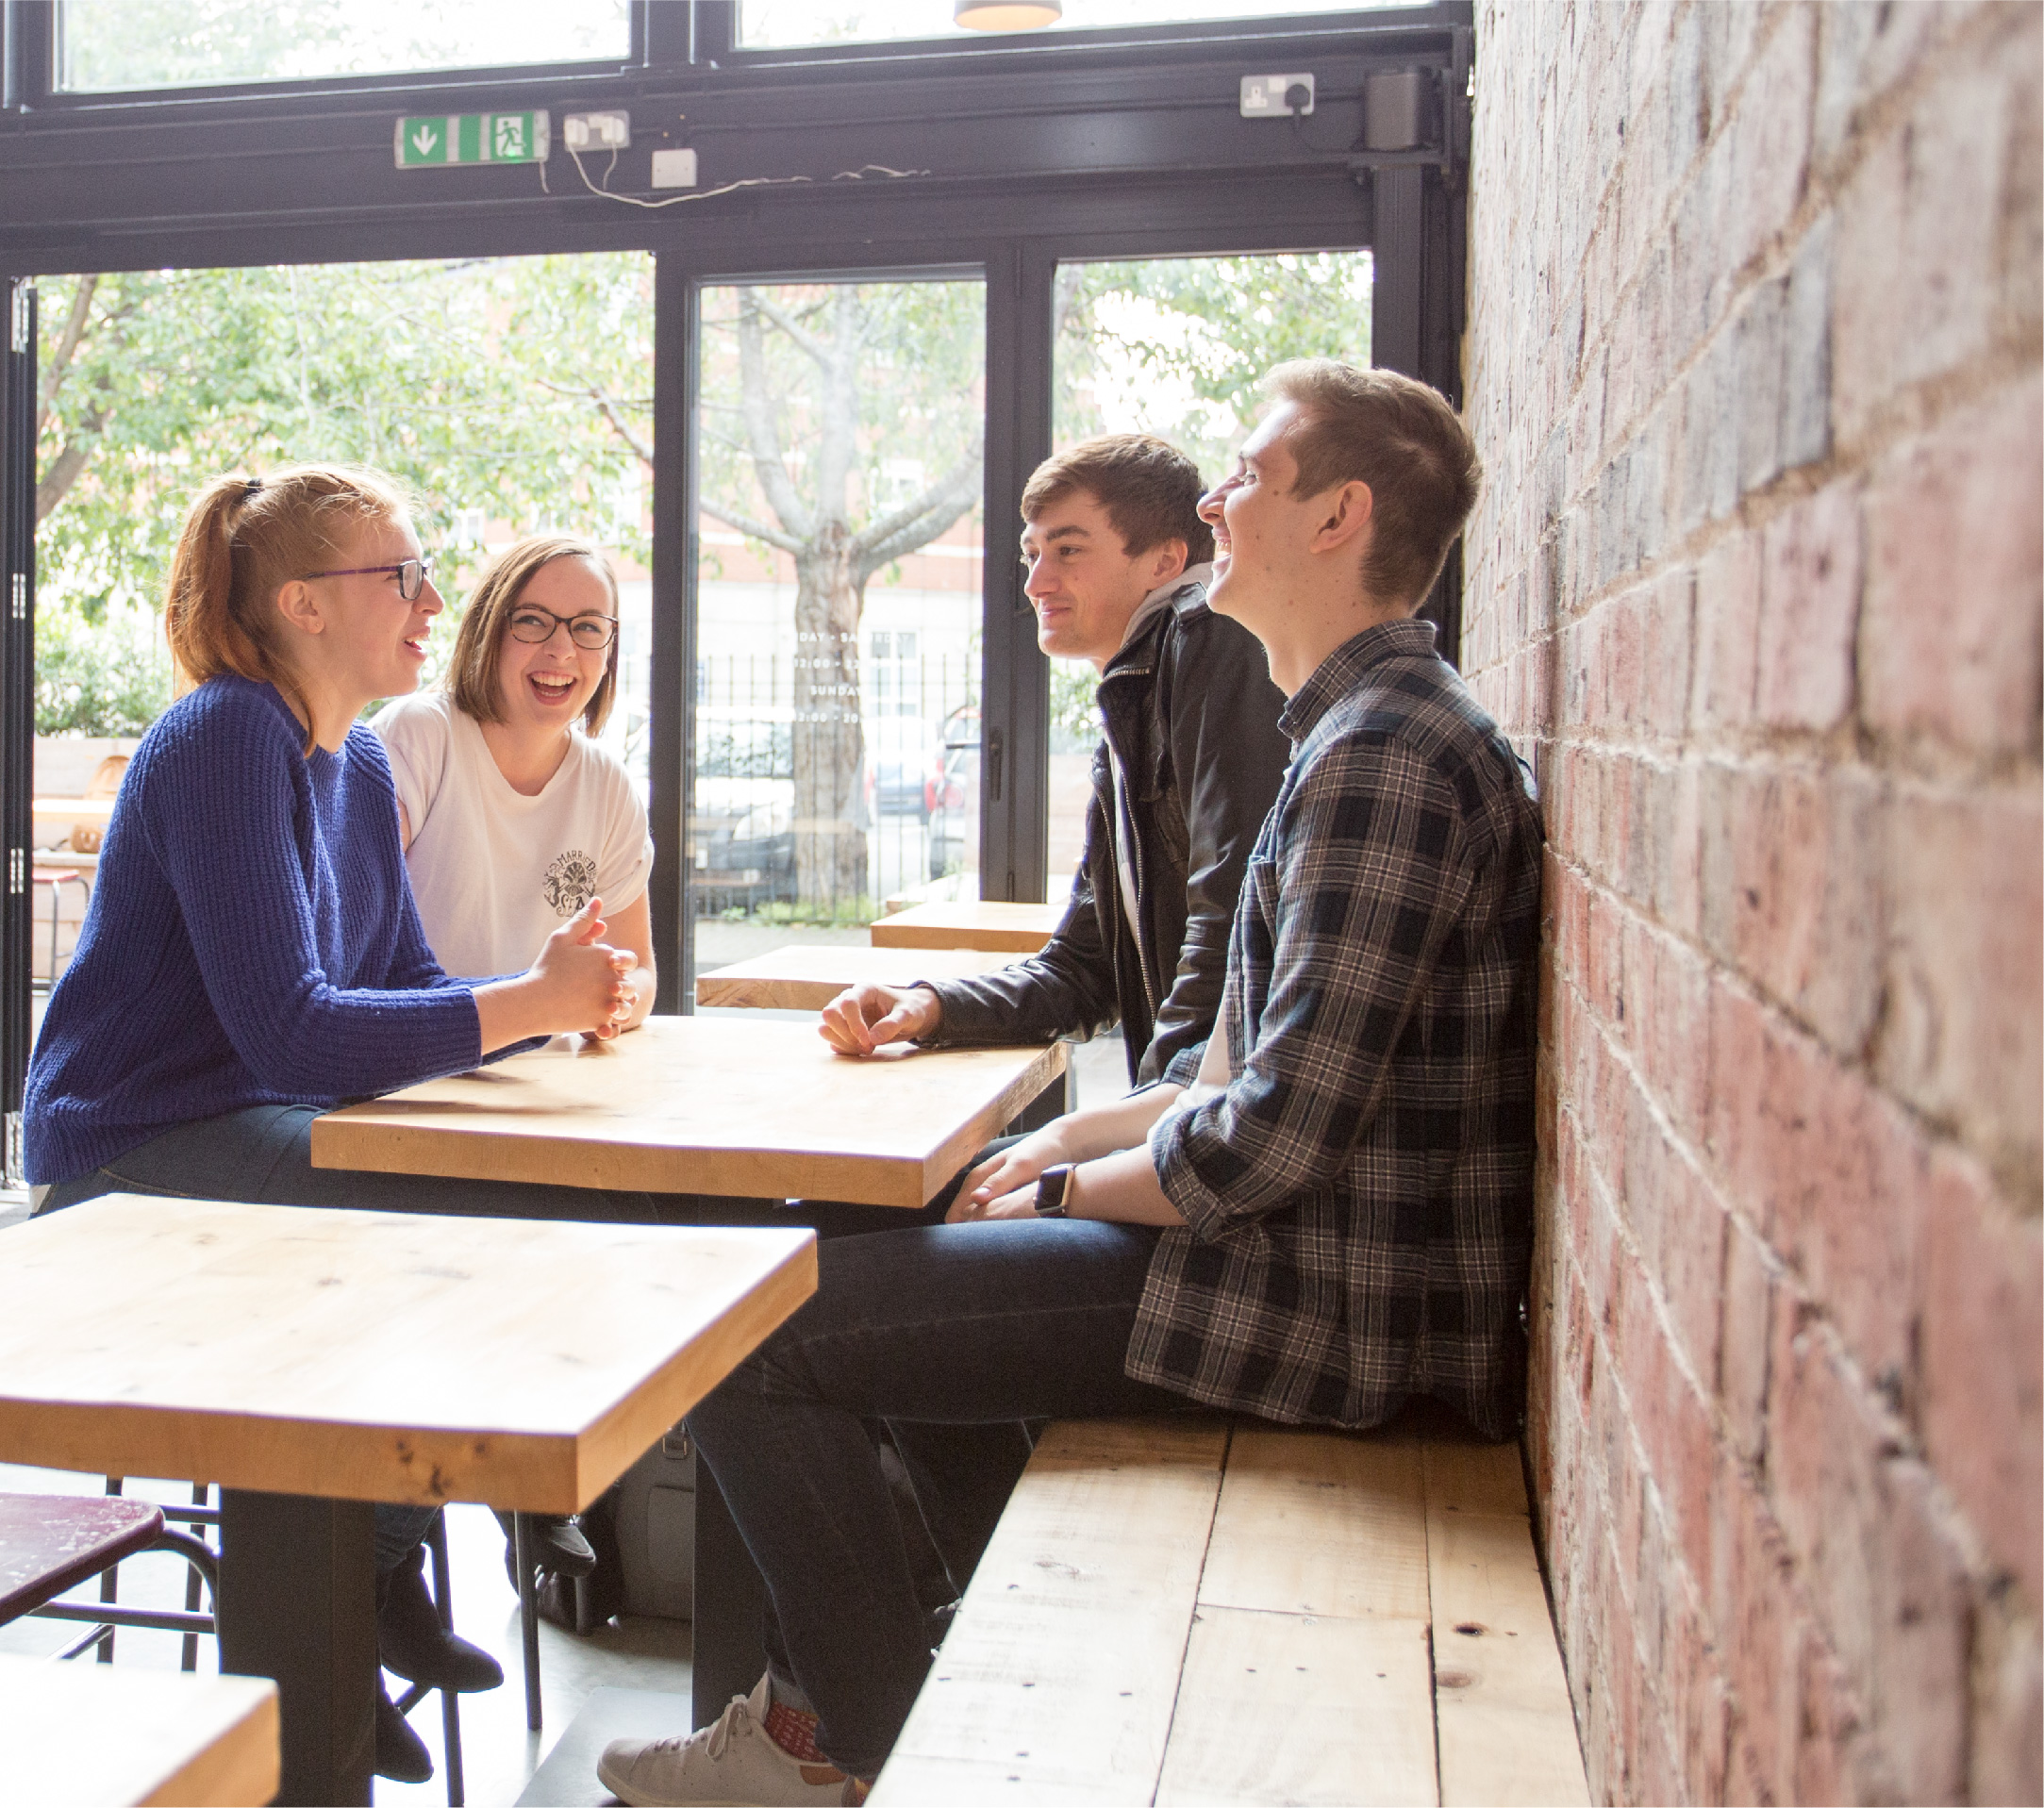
<box><xmin>597</xmin><ymin>1673</ymin><xmax>861</xmax><ymax>1807</ymax></box>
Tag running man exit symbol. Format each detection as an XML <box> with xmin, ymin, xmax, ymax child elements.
<box><xmin>394</xmin><ymin>110</ymin><xmax>550</xmax><ymax>168</ymax></box>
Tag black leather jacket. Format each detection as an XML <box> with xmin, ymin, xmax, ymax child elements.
<box><xmin>921</xmin><ymin>577</ymin><xmax>1291</xmax><ymax>1086</ymax></box>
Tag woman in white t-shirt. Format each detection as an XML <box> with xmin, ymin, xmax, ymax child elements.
<box><xmin>377</xmin><ymin>534</ymin><xmax>656</xmax><ymax>1025</ymax></box>
<box><xmin>376</xmin><ymin>534</ymin><xmax>655</xmax><ymax>1589</ymax></box>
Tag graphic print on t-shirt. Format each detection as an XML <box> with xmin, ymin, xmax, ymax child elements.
<box><xmin>543</xmin><ymin>849</ymin><xmax>599</xmax><ymax>916</ymax></box>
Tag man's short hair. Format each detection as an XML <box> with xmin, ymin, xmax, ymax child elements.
<box><xmin>1022</xmin><ymin>434</ymin><xmax>1215</xmax><ymax>564</ymax></box>
<box><xmin>1264</xmin><ymin>360</ymin><xmax>1482</xmax><ymax>608</ymax></box>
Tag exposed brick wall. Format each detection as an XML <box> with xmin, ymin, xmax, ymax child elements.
<box><xmin>1461</xmin><ymin>4</ymin><xmax>2041</xmax><ymax>1800</ymax></box>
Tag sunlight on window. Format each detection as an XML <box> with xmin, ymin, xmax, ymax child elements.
<box><xmin>58</xmin><ymin>0</ymin><xmax>629</xmax><ymax>93</ymax></box>
<box><xmin>740</xmin><ymin>0</ymin><xmax>1425</xmax><ymax>51</ymax></box>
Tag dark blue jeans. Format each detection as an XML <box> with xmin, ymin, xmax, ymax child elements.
<box><xmin>686</xmin><ymin>1216</ymin><xmax>1183</xmax><ymax>1780</ymax></box>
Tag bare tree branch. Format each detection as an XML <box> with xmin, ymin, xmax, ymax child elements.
<box><xmin>743</xmin><ymin>288</ymin><xmax>835</xmax><ymax>372</ymax></box>
<box><xmin>590</xmin><ymin>387</ymin><xmax>654</xmax><ymax>468</ymax></box>
<box><xmin>734</xmin><ymin>290</ymin><xmax>816</xmax><ymax>540</ymax></box>
<box><xmin>851</xmin><ymin>448</ymin><xmax>984</xmax><ymax>579</ymax></box>
<box><xmin>699</xmin><ymin>496</ymin><xmax>805</xmax><ymax>557</ymax></box>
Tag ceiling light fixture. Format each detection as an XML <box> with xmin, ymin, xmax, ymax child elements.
<box><xmin>955</xmin><ymin>0</ymin><xmax>1063</xmax><ymax>30</ymax></box>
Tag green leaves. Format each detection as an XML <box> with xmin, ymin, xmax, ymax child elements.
<box><xmin>34</xmin><ymin>255</ymin><xmax>654</xmax><ymax>734</ymax></box>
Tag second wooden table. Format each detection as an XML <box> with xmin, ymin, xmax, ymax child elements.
<box><xmin>312</xmin><ymin>1015</ymin><xmax>1065</xmax><ymax>1209</ymax></box>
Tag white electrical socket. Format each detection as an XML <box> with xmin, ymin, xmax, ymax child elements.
<box><xmin>651</xmin><ymin>147</ymin><xmax>698</xmax><ymax>189</ymax></box>
<box><xmin>562</xmin><ymin>109</ymin><xmax>631</xmax><ymax>151</ymax></box>
<box><xmin>1239</xmin><ymin>74</ymin><xmax>1315</xmax><ymax>118</ymax></box>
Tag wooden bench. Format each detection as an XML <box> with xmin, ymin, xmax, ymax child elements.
<box><xmin>872</xmin><ymin>1417</ymin><xmax>1589</xmax><ymax>1807</ymax></box>
<box><xmin>870</xmin><ymin>901</ymin><xmax>1066</xmax><ymax>954</ymax></box>
<box><xmin>0</xmin><ymin>1652</ymin><xmax>277</xmax><ymax>1805</ymax></box>
<box><xmin>696</xmin><ymin>944</ymin><xmax>1020</xmax><ymax>1011</ymax></box>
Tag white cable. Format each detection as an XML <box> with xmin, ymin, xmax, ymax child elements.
<box><xmin>560</xmin><ymin>145</ymin><xmax>929</xmax><ymax>209</ymax></box>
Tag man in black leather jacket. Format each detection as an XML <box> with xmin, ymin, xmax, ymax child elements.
<box><xmin>821</xmin><ymin>434</ymin><xmax>1290</xmax><ymax>1087</ymax></box>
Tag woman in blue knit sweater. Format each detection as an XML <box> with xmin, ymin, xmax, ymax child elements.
<box><xmin>24</xmin><ymin>464</ymin><xmax>645</xmax><ymax>1782</ymax></box>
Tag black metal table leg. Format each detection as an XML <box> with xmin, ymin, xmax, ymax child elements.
<box><xmin>217</xmin><ymin>1489</ymin><xmax>377</xmax><ymax>1807</ymax></box>
<box><xmin>514</xmin><ymin>1512</ymin><xmax>543</xmax><ymax>1730</ymax></box>
<box><xmin>690</xmin><ymin>1457</ymin><xmax>768</xmax><ymax>1729</ymax></box>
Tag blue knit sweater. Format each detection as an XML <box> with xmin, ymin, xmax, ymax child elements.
<box><xmin>25</xmin><ymin>676</ymin><xmax>487</xmax><ymax>1186</ymax></box>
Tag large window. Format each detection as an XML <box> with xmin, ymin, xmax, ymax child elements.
<box><xmin>690</xmin><ymin>277</ymin><xmax>985</xmax><ymax>977</ymax></box>
<box><xmin>57</xmin><ymin>0</ymin><xmax>630</xmax><ymax>93</ymax></box>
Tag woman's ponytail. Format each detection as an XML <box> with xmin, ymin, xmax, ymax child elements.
<box><xmin>158</xmin><ymin>463</ymin><xmax>411</xmax><ymax>748</ymax></box>
<box><xmin>163</xmin><ymin>473</ymin><xmax>269</xmax><ymax>696</ymax></box>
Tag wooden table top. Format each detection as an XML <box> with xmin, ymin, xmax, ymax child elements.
<box><xmin>0</xmin><ymin>1194</ymin><xmax>815</xmax><ymax>1515</ymax></box>
<box><xmin>696</xmin><ymin>943</ymin><xmax>1021</xmax><ymax>1011</ymax></box>
<box><xmin>869</xmin><ymin>900</ymin><xmax>1066</xmax><ymax>953</ymax></box>
<box><xmin>0</xmin><ymin>1653</ymin><xmax>279</xmax><ymax>1807</ymax></box>
<box><xmin>314</xmin><ymin>1016</ymin><xmax>1063</xmax><ymax>1209</ymax></box>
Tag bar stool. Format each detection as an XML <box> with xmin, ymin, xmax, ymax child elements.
<box><xmin>2</xmin><ymin>1485</ymin><xmax>470</xmax><ymax>1803</ymax></box>
<box><xmin>29</xmin><ymin>865</ymin><xmax>89</xmax><ymax>987</ymax></box>
<box><xmin>0</xmin><ymin>1489</ymin><xmax>214</xmax><ymax>1661</ymax></box>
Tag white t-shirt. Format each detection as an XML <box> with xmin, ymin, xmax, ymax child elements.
<box><xmin>374</xmin><ymin>691</ymin><xmax>653</xmax><ymax>981</ymax></box>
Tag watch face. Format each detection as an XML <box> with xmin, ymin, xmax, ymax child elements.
<box><xmin>1036</xmin><ymin>1165</ymin><xmax>1070</xmax><ymax>1216</ymax></box>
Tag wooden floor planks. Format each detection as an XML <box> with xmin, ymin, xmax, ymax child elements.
<box><xmin>872</xmin><ymin>1420</ymin><xmax>1588</xmax><ymax>1807</ymax></box>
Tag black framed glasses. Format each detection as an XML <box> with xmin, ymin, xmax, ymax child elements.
<box><xmin>506</xmin><ymin>605</ymin><xmax>618</xmax><ymax>650</ymax></box>
<box><xmin>301</xmin><ymin>556</ymin><xmax>436</xmax><ymax>601</ymax></box>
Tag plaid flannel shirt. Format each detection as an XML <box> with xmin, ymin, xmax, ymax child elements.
<box><xmin>1133</xmin><ymin>618</ymin><xmax>1542</xmax><ymax>1440</ymax></box>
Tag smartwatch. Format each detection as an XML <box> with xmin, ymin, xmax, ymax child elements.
<box><xmin>1034</xmin><ymin>1164</ymin><xmax>1072</xmax><ymax>1218</ymax></box>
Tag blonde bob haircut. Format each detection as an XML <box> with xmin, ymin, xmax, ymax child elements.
<box><xmin>445</xmin><ymin>536</ymin><xmax>621</xmax><ymax>737</ymax></box>
<box><xmin>162</xmin><ymin>463</ymin><xmax>412</xmax><ymax>753</ymax></box>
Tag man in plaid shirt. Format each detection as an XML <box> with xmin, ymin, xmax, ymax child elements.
<box><xmin>599</xmin><ymin>362</ymin><xmax>1542</xmax><ymax>1808</ymax></box>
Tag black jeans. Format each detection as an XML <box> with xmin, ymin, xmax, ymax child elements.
<box><xmin>687</xmin><ymin>1216</ymin><xmax>1183</xmax><ymax>1779</ymax></box>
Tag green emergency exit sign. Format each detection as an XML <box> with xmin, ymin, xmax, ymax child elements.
<box><xmin>393</xmin><ymin>110</ymin><xmax>550</xmax><ymax>169</ymax></box>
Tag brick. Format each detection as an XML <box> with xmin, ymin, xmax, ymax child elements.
<box><xmin>1631</xmin><ymin>920</ymin><xmax>1711</xmax><ymax>1149</ymax></box>
<box><xmin>1656</xmin><ymin>1153</ymin><xmax>1727</xmax><ymax>1403</ymax></box>
<box><xmin>1969</xmin><ymin>1591</ymin><xmax>2044</xmax><ymax>1807</ymax></box>
<box><xmin>1719</xmin><ymin>1217</ymin><xmax>1776</xmax><ymax>1467</ymax></box>
<box><xmin>1708</xmin><ymin>1451</ymin><xmax>1802</xmax><ymax>1802</ymax></box>
<box><xmin>1918</xmin><ymin>1148</ymin><xmax>2043</xmax><ymax>1606</ymax></box>
<box><xmin>1759</xmin><ymin>1015</ymin><xmax>1930</xmax><ymax>1387</ymax></box>
<box><xmin>1691</xmin><ymin>531</ymin><xmax>1760</xmax><ymax>727</ymax></box>
<box><xmin>1768</xmin><ymin>1317</ymin><xmax>1970</xmax><ymax>1803</ymax></box>
<box><xmin>1779</xmin><ymin>210</ymin><xmax>1834</xmax><ymax>470</ymax></box>
<box><xmin>1878</xmin><ymin>782</ymin><xmax>2044</xmax><ymax>1181</ymax></box>
<box><xmin>1861</xmin><ymin>377</ymin><xmax>2044</xmax><ymax>760</ymax></box>
<box><xmin>1704</xmin><ymin>975</ymin><xmax>1770</xmax><ymax>1224</ymax></box>
<box><xmin>1696</xmin><ymin>759</ymin><xmax>1886</xmax><ymax>1056</ymax></box>
<box><xmin>1734</xmin><ymin>275</ymin><xmax>1787</xmax><ymax>496</ymax></box>
<box><xmin>1831</xmin><ymin>38</ymin><xmax>2009</xmax><ymax>440</ymax></box>
<box><xmin>1754</xmin><ymin>482</ymin><xmax>1859</xmax><ymax>732</ymax></box>
<box><xmin>1790</xmin><ymin>1634</ymin><xmax>1865</xmax><ymax>1807</ymax></box>
<box><xmin>1811</xmin><ymin>0</ymin><xmax>1951</xmax><ymax>169</ymax></box>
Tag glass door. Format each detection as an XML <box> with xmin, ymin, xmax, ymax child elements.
<box><xmin>689</xmin><ymin>275</ymin><xmax>986</xmax><ymax>986</ymax></box>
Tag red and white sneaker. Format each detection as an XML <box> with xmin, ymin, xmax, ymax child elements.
<box><xmin>597</xmin><ymin>1673</ymin><xmax>866</xmax><ymax>1806</ymax></box>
